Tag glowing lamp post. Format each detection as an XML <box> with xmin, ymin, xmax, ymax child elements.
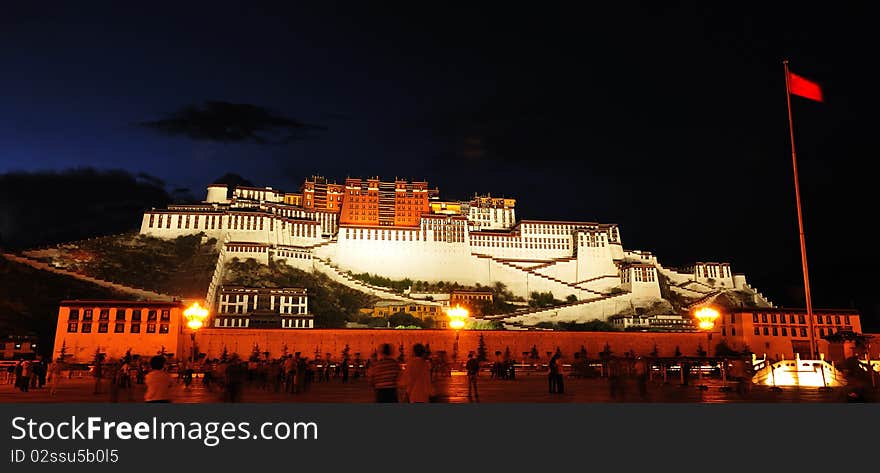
<box><xmin>447</xmin><ymin>306</ymin><xmax>469</xmax><ymax>364</ymax></box>
<box><xmin>694</xmin><ymin>307</ymin><xmax>719</xmax><ymax>391</ymax></box>
<box><xmin>184</xmin><ymin>302</ymin><xmax>209</xmax><ymax>364</ymax></box>
<box><xmin>447</xmin><ymin>306</ymin><xmax>469</xmax><ymax>330</ymax></box>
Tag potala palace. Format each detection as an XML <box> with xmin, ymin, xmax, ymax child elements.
<box><xmin>138</xmin><ymin>176</ymin><xmax>775</xmax><ymax>328</ymax></box>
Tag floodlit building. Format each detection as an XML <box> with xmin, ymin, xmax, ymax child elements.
<box><xmin>52</xmin><ymin>300</ymin><xmax>186</xmax><ymax>362</ymax></box>
<box><xmin>214</xmin><ymin>286</ymin><xmax>312</xmax><ymax>329</ymax></box>
<box><xmin>139</xmin><ymin>174</ymin><xmax>779</xmax><ymax>329</ymax></box>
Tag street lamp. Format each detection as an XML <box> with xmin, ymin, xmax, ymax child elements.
<box><xmin>447</xmin><ymin>306</ymin><xmax>469</xmax><ymax>364</ymax></box>
<box><xmin>184</xmin><ymin>302</ymin><xmax>209</xmax><ymax>364</ymax></box>
<box><xmin>694</xmin><ymin>307</ymin><xmax>719</xmax><ymax>391</ymax></box>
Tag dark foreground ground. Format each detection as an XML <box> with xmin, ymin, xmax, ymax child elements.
<box><xmin>1</xmin><ymin>370</ymin><xmax>875</xmax><ymax>403</ymax></box>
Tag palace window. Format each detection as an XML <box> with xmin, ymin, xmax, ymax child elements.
<box><xmin>147</xmin><ymin>323</ymin><xmax>156</xmax><ymax>333</ymax></box>
<box><xmin>99</xmin><ymin>309</ymin><xmax>110</xmax><ymax>321</ymax></box>
<box><xmin>789</xmin><ymin>314</ymin><xmax>795</xmax><ymax>324</ymax></box>
<box><xmin>800</xmin><ymin>328</ymin><xmax>807</xmax><ymax>337</ymax></box>
<box><xmin>845</xmin><ymin>316</ymin><xmax>851</xmax><ymax>325</ymax></box>
<box><xmin>761</xmin><ymin>314</ymin><xmax>767</xmax><ymax>323</ymax></box>
<box><xmin>98</xmin><ymin>322</ymin><xmax>109</xmax><ymax>333</ymax></box>
<box><xmin>115</xmin><ymin>309</ymin><xmax>125</xmax><ymax>321</ymax></box>
<box><xmin>148</xmin><ymin>310</ymin><xmax>157</xmax><ymax>321</ymax></box>
<box><xmin>781</xmin><ymin>327</ymin><xmax>787</xmax><ymax>336</ymax></box>
<box><xmin>131</xmin><ymin>324</ymin><xmax>140</xmax><ymax>334</ymax></box>
<box><xmin>731</xmin><ymin>328</ymin><xmax>736</xmax><ymax>336</ymax></box>
<box><xmin>81</xmin><ymin>322</ymin><xmax>92</xmax><ymax>333</ymax></box>
<box><xmin>835</xmin><ymin>316</ymin><xmax>841</xmax><ymax>325</ymax></box>
<box><xmin>83</xmin><ymin>309</ymin><xmax>93</xmax><ymax>321</ymax></box>
<box><xmin>754</xmin><ymin>327</ymin><xmax>760</xmax><ymax>335</ymax></box>
<box><xmin>69</xmin><ymin>309</ymin><xmax>80</xmax><ymax>321</ymax></box>
<box><xmin>114</xmin><ymin>323</ymin><xmax>125</xmax><ymax>333</ymax></box>
<box><xmin>770</xmin><ymin>314</ymin><xmax>776</xmax><ymax>323</ymax></box>
<box><xmin>159</xmin><ymin>324</ymin><xmax>169</xmax><ymax>334</ymax></box>
<box><xmin>160</xmin><ymin>310</ymin><xmax>170</xmax><ymax>321</ymax></box>
<box><xmin>68</xmin><ymin>322</ymin><xmax>78</xmax><ymax>333</ymax></box>
<box><xmin>730</xmin><ymin>313</ymin><xmax>736</xmax><ymax>323</ymax></box>
<box><xmin>772</xmin><ymin>327</ymin><xmax>778</xmax><ymax>336</ymax></box>
<box><xmin>132</xmin><ymin>310</ymin><xmax>142</xmax><ymax>321</ymax></box>
<box><xmin>763</xmin><ymin>327</ymin><xmax>769</xmax><ymax>336</ymax></box>
<box><xmin>825</xmin><ymin>316</ymin><xmax>832</xmax><ymax>324</ymax></box>
<box><xmin>149</xmin><ymin>214</ymin><xmax>154</xmax><ymax>227</ymax></box>
<box><xmin>798</xmin><ymin>315</ymin><xmax>805</xmax><ymax>324</ymax></box>
<box><xmin>752</xmin><ymin>313</ymin><xmax>758</xmax><ymax>323</ymax></box>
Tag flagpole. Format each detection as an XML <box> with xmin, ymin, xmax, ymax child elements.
<box><xmin>783</xmin><ymin>59</ymin><xmax>816</xmax><ymax>359</ymax></box>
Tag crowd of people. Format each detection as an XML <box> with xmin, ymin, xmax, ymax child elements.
<box><xmin>4</xmin><ymin>347</ymin><xmax>875</xmax><ymax>403</ymax></box>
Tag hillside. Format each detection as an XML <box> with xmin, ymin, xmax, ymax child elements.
<box><xmin>26</xmin><ymin>232</ymin><xmax>219</xmax><ymax>298</ymax></box>
<box><xmin>0</xmin><ymin>257</ymin><xmax>137</xmax><ymax>357</ymax></box>
<box><xmin>222</xmin><ymin>258</ymin><xmax>378</xmax><ymax>328</ymax></box>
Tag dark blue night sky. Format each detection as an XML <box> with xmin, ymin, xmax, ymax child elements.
<box><xmin>1</xmin><ymin>3</ymin><xmax>877</xmax><ymax>327</ymax></box>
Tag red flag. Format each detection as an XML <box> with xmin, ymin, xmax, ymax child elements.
<box><xmin>788</xmin><ymin>71</ymin><xmax>823</xmax><ymax>102</ymax></box>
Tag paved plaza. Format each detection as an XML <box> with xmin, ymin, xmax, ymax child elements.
<box><xmin>1</xmin><ymin>370</ymin><xmax>873</xmax><ymax>403</ymax></box>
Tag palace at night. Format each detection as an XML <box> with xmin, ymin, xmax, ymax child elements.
<box><xmin>137</xmin><ymin>175</ymin><xmax>776</xmax><ymax>330</ymax></box>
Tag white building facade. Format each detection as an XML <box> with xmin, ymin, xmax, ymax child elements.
<box><xmin>140</xmin><ymin>183</ymin><xmax>769</xmax><ymax>318</ymax></box>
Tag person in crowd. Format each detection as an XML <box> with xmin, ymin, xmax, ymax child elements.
<box><xmin>634</xmin><ymin>356</ymin><xmax>649</xmax><ymax>400</ymax></box>
<box><xmin>608</xmin><ymin>357</ymin><xmax>625</xmax><ymax>401</ymax></box>
<box><xmin>225</xmin><ymin>354</ymin><xmax>246</xmax><ymax>402</ymax></box>
<box><xmin>465</xmin><ymin>351</ymin><xmax>480</xmax><ymax>401</ymax></box>
<box><xmin>403</xmin><ymin>343</ymin><xmax>433</xmax><ymax>403</ymax></box>
<box><xmin>5</xmin><ymin>363</ymin><xmax>15</xmax><ymax>385</ymax></box>
<box><xmin>369</xmin><ymin>343</ymin><xmax>401</xmax><ymax>403</ymax></box>
<box><xmin>92</xmin><ymin>357</ymin><xmax>103</xmax><ymax>395</ymax></box>
<box><xmin>144</xmin><ymin>355</ymin><xmax>173</xmax><ymax>403</ymax></box>
<box><xmin>548</xmin><ymin>353</ymin><xmax>561</xmax><ymax>394</ymax></box>
<box><xmin>284</xmin><ymin>355</ymin><xmax>296</xmax><ymax>394</ymax></box>
<box><xmin>17</xmin><ymin>360</ymin><xmax>30</xmax><ymax>392</ymax></box>
<box><xmin>48</xmin><ymin>358</ymin><xmax>64</xmax><ymax>396</ymax></box>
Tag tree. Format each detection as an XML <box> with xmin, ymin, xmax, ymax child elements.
<box><xmin>600</xmin><ymin>343</ymin><xmax>613</xmax><ymax>359</ymax></box>
<box><xmin>477</xmin><ymin>334</ymin><xmax>488</xmax><ymax>362</ymax></box>
<box><xmin>342</xmin><ymin>344</ymin><xmax>351</xmax><ymax>362</ymax></box>
<box><xmin>92</xmin><ymin>348</ymin><xmax>104</xmax><ymax>364</ymax></box>
<box><xmin>674</xmin><ymin>346</ymin><xmax>682</xmax><ymax>357</ymax></box>
<box><xmin>530</xmin><ymin>345</ymin><xmax>539</xmax><ymax>360</ymax></box>
<box><xmin>579</xmin><ymin>345</ymin><xmax>588</xmax><ymax>359</ymax></box>
<box><xmin>714</xmin><ymin>340</ymin><xmax>740</xmax><ymax>357</ymax></box>
<box><xmin>58</xmin><ymin>341</ymin><xmax>68</xmax><ymax>362</ymax></box>
<box><xmin>398</xmin><ymin>343</ymin><xmax>405</xmax><ymax>363</ymax></box>
<box><xmin>529</xmin><ymin>291</ymin><xmax>562</xmax><ymax>308</ymax></box>
<box><xmin>221</xmin><ymin>346</ymin><xmax>229</xmax><ymax>362</ymax></box>
<box><xmin>389</xmin><ymin>312</ymin><xmax>422</xmax><ymax>328</ymax></box>
<box><xmin>566</xmin><ymin>294</ymin><xmax>578</xmax><ymax>303</ymax></box>
<box><xmin>696</xmin><ymin>343</ymin><xmax>707</xmax><ymax>357</ymax></box>
<box><xmin>250</xmin><ymin>343</ymin><xmax>262</xmax><ymax>362</ymax></box>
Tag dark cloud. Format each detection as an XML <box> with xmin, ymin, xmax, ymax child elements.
<box><xmin>140</xmin><ymin>101</ymin><xmax>326</xmax><ymax>144</ymax></box>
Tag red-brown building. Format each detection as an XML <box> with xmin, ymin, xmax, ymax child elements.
<box><xmin>303</xmin><ymin>175</ymin><xmax>344</xmax><ymax>212</ymax></box>
<box><xmin>712</xmin><ymin>307</ymin><xmax>864</xmax><ymax>361</ymax></box>
<box><xmin>339</xmin><ymin>177</ymin><xmax>430</xmax><ymax>227</ymax></box>
<box><xmin>52</xmin><ymin>300</ymin><xmax>186</xmax><ymax>362</ymax></box>
<box><xmin>450</xmin><ymin>290</ymin><xmax>494</xmax><ymax>315</ymax></box>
